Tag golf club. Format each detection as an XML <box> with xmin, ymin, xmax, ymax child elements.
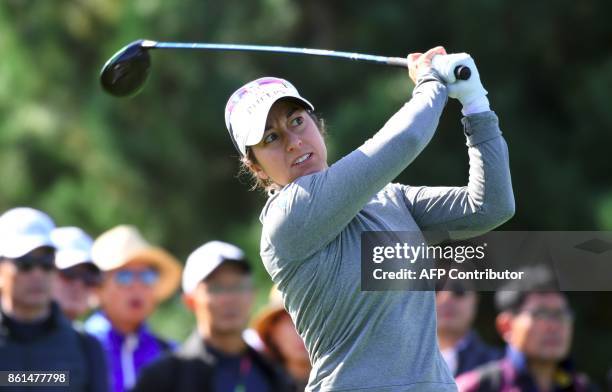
<box><xmin>100</xmin><ymin>39</ymin><xmax>471</xmax><ymax>97</ymax></box>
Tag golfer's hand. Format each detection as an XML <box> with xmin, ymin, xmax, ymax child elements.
<box><xmin>432</xmin><ymin>53</ymin><xmax>490</xmax><ymax>115</ymax></box>
<box><xmin>407</xmin><ymin>46</ymin><xmax>447</xmax><ymax>84</ymax></box>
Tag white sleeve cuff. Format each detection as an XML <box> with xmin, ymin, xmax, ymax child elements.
<box><xmin>461</xmin><ymin>95</ymin><xmax>490</xmax><ymax>116</ymax></box>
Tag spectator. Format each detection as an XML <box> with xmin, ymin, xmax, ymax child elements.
<box><xmin>51</xmin><ymin>226</ymin><xmax>101</xmax><ymax>321</ymax></box>
<box><xmin>0</xmin><ymin>207</ymin><xmax>108</xmax><ymax>392</ymax></box>
<box><xmin>133</xmin><ymin>240</ymin><xmax>294</xmax><ymax>392</ymax></box>
<box><xmin>456</xmin><ymin>266</ymin><xmax>598</xmax><ymax>392</ymax></box>
<box><xmin>436</xmin><ymin>282</ymin><xmax>502</xmax><ymax>377</ymax></box>
<box><xmin>253</xmin><ymin>285</ymin><xmax>311</xmax><ymax>391</ymax></box>
<box><xmin>84</xmin><ymin>224</ymin><xmax>181</xmax><ymax>392</ymax></box>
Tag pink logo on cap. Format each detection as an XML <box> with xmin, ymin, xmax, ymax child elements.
<box><xmin>225</xmin><ymin>77</ymin><xmax>290</xmax><ymax>121</ymax></box>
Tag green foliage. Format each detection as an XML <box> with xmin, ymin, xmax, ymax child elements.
<box><xmin>1</xmin><ymin>0</ymin><xmax>611</xmax><ymax>385</ymax></box>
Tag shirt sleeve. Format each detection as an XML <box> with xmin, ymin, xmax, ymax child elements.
<box><xmin>262</xmin><ymin>73</ymin><xmax>448</xmax><ymax>261</ymax></box>
<box><xmin>401</xmin><ymin>111</ymin><xmax>515</xmax><ymax>240</ymax></box>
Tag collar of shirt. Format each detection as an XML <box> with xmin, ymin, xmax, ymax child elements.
<box><xmin>441</xmin><ymin>346</ymin><xmax>459</xmax><ymax>376</ymax></box>
<box><xmin>84</xmin><ymin>311</ymin><xmax>171</xmax><ymax>392</ymax></box>
<box><xmin>84</xmin><ymin>311</ymin><xmax>151</xmax><ymax>343</ymax></box>
<box><xmin>441</xmin><ymin>331</ymin><xmax>473</xmax><ymax>376</ymax></box>
<box><xmin>0</xmin><ymin>301</ymin><xmax>66</xmax><ymax>341</ymax></box>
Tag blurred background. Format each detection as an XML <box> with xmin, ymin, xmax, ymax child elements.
<box><xmin>1</xmin><ymin>0</ymin><xmax>610</xmax><ymax>386</ymax></box>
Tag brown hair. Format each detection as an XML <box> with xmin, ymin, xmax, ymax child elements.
<box><xmin>238</xmin><ymin>111</ymin><xmax>327</xmax><ymax>193</ymax></box>
<box><xmin>260</xmin><ymin>310</ymin><xmax>289</xmax><ymax>365</ymax></box>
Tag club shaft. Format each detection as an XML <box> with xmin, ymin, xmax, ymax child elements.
<box><xmin>142</xmin><ymin>40</ymin><xmax>408</xmax><ymax>68</ymax></box>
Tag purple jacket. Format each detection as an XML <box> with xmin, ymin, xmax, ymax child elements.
<box><xmin>84</xmin><ymin>312</ymin><xmax>174</xmax><ymax>392</ymax></box>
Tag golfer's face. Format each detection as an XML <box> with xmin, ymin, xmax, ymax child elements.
<box><xmin>250</xmin><ymin>100</ymin><xmax>328</xmax><ymax>186</ymax></box>
<box><xmin>195</xmin><ymin>264</ymin><xmax>254</xmax><ymax>335</ymax></box>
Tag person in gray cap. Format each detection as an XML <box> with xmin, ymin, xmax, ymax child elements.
<box><xmin>0</xmin><ymin>207</ymin><xmax>108</xmax><ymax>392</ymax></box>
<box><xmin>133</xmin><ymin>240</ymin><xmax>294</xmax><ymax>392</ymax></box>
<box><xmin>51</xmin><ymin>226</ymin><xmax>102</xmax><ymax>321</ymax></box>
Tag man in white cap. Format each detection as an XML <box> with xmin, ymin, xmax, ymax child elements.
<box><xmin>132</xmin><ymin>240</ymin><xmax>293</xmax><ymax>392</ymax></box>
<box><xmin>84</xmin><ymin>224</ymin><xmax>182</xmax><ymax>392</ymax></box>
<box><xmin>52</xmin><ymin>226</ymin><xmax>102</xmax><ymax>321</ymax></box>
<box><xmin>0</xmin><ymin>207</ymin><xmax>108</xmax><ymax>392</ymax></box>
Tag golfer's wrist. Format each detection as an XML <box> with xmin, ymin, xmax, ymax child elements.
<box><xmin>462</xmin><ymin>111</ymin><xmax>501</xmax><ymax>147</ymax></box>
<box><xmin>414</xmin><ymin>69</ymin><xmax>445</xmax><ymax>91</ymax></box>
<box><xmin>461</xmin><ymin>95</ymin><xmax>490</xmax><ymax>116</ymax></box>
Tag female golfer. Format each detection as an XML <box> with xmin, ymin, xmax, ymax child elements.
<box><xmin>224</xmin><ymin>46</ymin><xmax>514</xmax><ymax>391</ymax></box>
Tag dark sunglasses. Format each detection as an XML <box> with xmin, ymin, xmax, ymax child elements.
<box><xmin>114</xmin><ymin>268</ymin><xmax>159</xmax><ymax>286</ymax></box>
<box><xmin>59</xmin><ymin>266</ymin><xmax>102</xmax><ymax>287</ymax></box>
<box><xmin>14</xmin><ymin>252</ymin><xmax>56</xmax><ymax>273</ymax></box>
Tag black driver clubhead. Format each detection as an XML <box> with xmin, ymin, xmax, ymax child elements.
<box><xmin>100</xmin><ymin>40</ymin><xmax>151</xmax><ymax>97</ymax></box>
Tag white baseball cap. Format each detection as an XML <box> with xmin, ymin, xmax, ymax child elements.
<box><xmin>182</xmin><ymin>240</ymin><xmax>251</xmax><ymax>294</ymax></box>
<box><xmin>225</xmin><ymin>77</ymin><xmax>314</xmax><ymax>156</ymax></box>
<box><xmin>0</xmin><ymin>207</ymin><xmax>56</xmax><ymax>259</ymax></box>
<box><xmin>51</xmin><ymin>227</ymin><xmax>97</xmax><ymax>270</ymax></box>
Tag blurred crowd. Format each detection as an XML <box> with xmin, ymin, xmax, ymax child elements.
<box><xmin>0</xmin><ymin>206</ymin><xmax>606</xmax><ymax>391</ymax></box>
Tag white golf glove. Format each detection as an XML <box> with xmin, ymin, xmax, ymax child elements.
<box><xmin>432</xmin><ymin>53</ymin><xmax>490</xmax><ymax>115</ymax></box>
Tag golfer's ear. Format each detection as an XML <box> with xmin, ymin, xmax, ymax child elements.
<box><xmin>249</xmin><ymin>162</ymin><xmax>269</xmax><ymax>181</ymax></box>
<box><xmin>242</xmin><ymin>149</ymin><xmax>269</xmax><ymax>181</ymax></box>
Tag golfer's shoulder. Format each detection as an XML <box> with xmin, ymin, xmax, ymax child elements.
<box><xmin>259</xmin><ymin>188</ymin><xmax>290</xmax><ymax>231</ymax></box>
<box><xmin>260</xmin><ymin>175</ymin><xmax>320</xmax><ymax>223</ymax></box>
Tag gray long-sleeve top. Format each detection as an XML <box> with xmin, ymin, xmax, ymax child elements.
<box><xmin>258</xmin><ymin>72</ymin><xmax>515</xmax><ymax>391</ymax></box>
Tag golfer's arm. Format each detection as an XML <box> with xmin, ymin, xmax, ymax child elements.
<box><xmin>403</xmin><ymin>112</ymin><xmax>515</xmax><ymax>239</ymax></box>
<box><xmin>265</xmin><ymin>74</ymin><xmax>448</xmax><ymax>259</ymax></box>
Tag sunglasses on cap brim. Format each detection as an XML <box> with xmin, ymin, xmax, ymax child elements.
<box><xmin>12</xmin><ymin>252</ymin><xmax>56</xmax><ymax>273</ymax></box>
